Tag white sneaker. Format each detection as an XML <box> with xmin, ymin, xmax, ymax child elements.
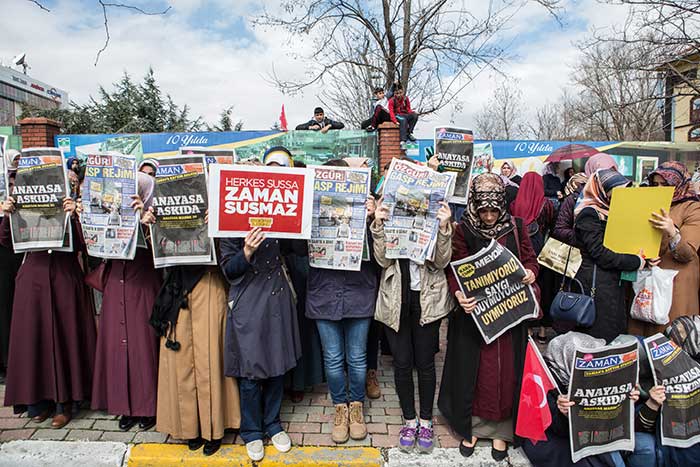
<box><xmin>271</xmin><ymin>430</ymin><xmax>292</xmax><ymax>453</ymax></box>
<box><xmin>245</xmin><ymin>439</ymin><xmax>264</xmax><ymax>461</ymax></box>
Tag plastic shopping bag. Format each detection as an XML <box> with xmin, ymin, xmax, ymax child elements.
<box><xmin>630</xmin><ymin>266</ymin><xmax>679</xmax><ymax>325</ymax></box>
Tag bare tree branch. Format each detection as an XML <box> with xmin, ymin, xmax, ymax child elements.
<box><xmin>26</xmin><ymin>0</ymin><xmax>50</xmax><ymax>12</ymax></box>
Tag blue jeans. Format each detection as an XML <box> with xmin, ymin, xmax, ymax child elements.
<box><xmin>316</xmin><ymin>318</ymin><xmax>371</xmax><ymax>404</ymax></box>
<box><xmin>238</xmin><ymin>376</ymin><xmax>284</xmax><ymax>443</ymax></box>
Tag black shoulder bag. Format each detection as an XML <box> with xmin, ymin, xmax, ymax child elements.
<box><xmin>549</xmin><ymin>247</ymin><xmax>597</xmax><ymax>327</ymax></box>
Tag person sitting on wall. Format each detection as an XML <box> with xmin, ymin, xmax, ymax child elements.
<box><xmin>388</xmin><ymin>83</ymin><xmax>418</xmax><ymax>149</ymax></box>
<box><xmin>361</xmin><ymin>88</ymin><xmax>394</xmax><ymax>132</ymax></box>
<box><xmin>296</xmin><ymin>107</ymin><xmax>345</xmax><ymax>133</ymax></box>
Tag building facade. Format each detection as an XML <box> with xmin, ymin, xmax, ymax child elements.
<box><xmin>661</xmin><ymin>52</ymin><xmax>700</xmax><ymax>142</ymax></box>
<box><xmin>0</xmin><ymin>65</ymin><xmax>68</xmax><ymax>126</ymax></box>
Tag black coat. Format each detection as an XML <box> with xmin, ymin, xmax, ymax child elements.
<box><xmin>573</xmin><ymin>208</ymin><xmax>641</xmax><ymax>343</ymax></box>
<box><xmin>295</xmin><ymin>117</ymin><xmax>344</xmax><ymax>131</ymax></box>
<box><xmin>543</xmin><ymin>174</ymin><xmax>563</xmax><ymax>198</ymax></box>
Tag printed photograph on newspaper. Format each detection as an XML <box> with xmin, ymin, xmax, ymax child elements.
<box><xmin>150</xmin><ymin>155</ymin><xmax>214</xmax><ymax>268</ymax></box>
<box><xmin>80</xmin><ymin>152</ymin><xmax>139</xmax><ymax>260</ymax></box>
<box><xmin>179</xmin><ymin>146</ymin><xmax>237</xmax><ymax>169</ymax></box>
<box><xmin>381</xmin><ymin>158</ymin><xmax>454</xmax><ymax>263</ymax></box>
<box><xmin>10</xmin><ymin>148</ymin><xmax>68</xmax><ymax>251</ymax></box>
<box><xmin>308</xmin><ymin>165</ymin><xmax>370</xmax><ymax>271</ymax></box>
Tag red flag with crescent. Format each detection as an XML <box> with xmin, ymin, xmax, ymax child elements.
<box><xmin>515</xmin><ymin>337</ymin><xmax>558</xmax><ymax>443</ymax></box>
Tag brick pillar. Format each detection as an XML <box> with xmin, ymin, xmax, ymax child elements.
<box><xmin>18</xmin><ymin>117</ymin><xmax>62</xmax><ymax>149</ymax></box>
<box><xmin>377</xmin><ymin>122</ymin><xmax>401</xmax><ymax>175</ymax></box>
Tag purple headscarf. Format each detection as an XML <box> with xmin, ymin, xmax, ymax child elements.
<box><xmin>137</xmin><ymin>171</ymin><xmax>155</xmax><ymax>210</ymax></box>
<box><xmin>584</xmin><ymin>153</ymin><xmax>618</xmax><ymax>176</ymax></box>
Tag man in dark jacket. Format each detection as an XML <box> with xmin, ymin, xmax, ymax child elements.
<box><xmin>296</xmin><ymin>107</ymin><xmax>345</xmax><ymax>133</ymax></box>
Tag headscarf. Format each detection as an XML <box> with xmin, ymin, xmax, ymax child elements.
<box><xmin>564</xmin><ymin>172</ymin><xmax>587</xmax><ymax>197</ymax></box>
<box><xmin>263</xmin><ymin>146</ymin><xmax>293</xmax><ymax>167</ymax></box>
<box><xmin>648</xmin><ymin>161</ymin><xmax>699</xmax><ymax>204</ymax></box>
<box><xmin>545</xmin><ymin>332</ymin><xmax>606</xmax><ymax>390</ymax></box>
<box><xmin>510</xmin><ymin>172</ymin><xmax>545</xmax><ymax>226</ymax></box>
<box><xmin>137</xmin><ymin>171</ymin><xmax>155</xmax><ymax>210</ymax></box>
<box><xmin>499</xmin><ymin>159</ymin><xmax>518</xmax><ymax>180</ymax></box>
<box><xmin>610</xmin><ymin>335</ymin><xmax>653</xmax><ymax>392</ymax></box>
<box><xmin>666</xmin><ymin>315</ymin><xmax>700</xmax><ymax>361</ymax></box>
<box><xmin>584</xmin><ymin>153</ymin><xmax>618</xmax><ymax>176</ymax></box>
<box><xmin>500</xmin><ymin>175</ymin><xmax>519</xmax><ymax>188</ymax></box>
<box><xmin>66</xmin><ymin>156</ymin><xmax>78</xmax><ymax>171</ymax></box>
<box><xmin>5</xmin><ymin>149</ymin><xmax>20</xmax><ymax>174</ymax></box>
<box><xmin>543</xmin><ymin>162</ymin><xmax>559</xmax><ymax>178</ymax></box>
<box><xmin>138</xmin><ymin>158</ymin><xmax>159</xmax><ymax>173</ymax></box>
<box><xmin>344</xmin><ymin>157</ymin><xmax>369</xmax><ymax>168</ymax></box>
<box><xmin>463</xmin><ymin>173</ymin><xmax>513</xmax><ymax>239</ymax></box>
<box><xmin>574</xmin><ymin>168</ymin><xmax>631</xmax><ymax>221</ymax></box>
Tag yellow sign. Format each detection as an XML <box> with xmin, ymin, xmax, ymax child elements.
<box><xmin>603</xmin><ymin>186</ymin><xmax>674</xmax><ymax>257</ymax></box>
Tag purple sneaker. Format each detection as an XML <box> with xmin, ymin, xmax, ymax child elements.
<box><xmin>398</xmin><ymin>424</ymin><xmax>417</xmax><ymax>452</ymax></box>
<box><xmin>416</xmin><ymin>425</ymin><xmax>434</xmax><ymax>453</ymax></box>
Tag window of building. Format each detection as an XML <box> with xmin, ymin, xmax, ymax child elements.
<box><xmin>691</xmin><ymin>96</ymin><xmax>700</xmax><ymax>123</ymax></box>
<box><xmin>689</xmin><ymin>125</ymin><xmax>700</xmax><ymax>141</ymax></box>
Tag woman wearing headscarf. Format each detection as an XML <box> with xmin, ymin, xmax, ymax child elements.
<box><xmin>66</xmin><ymin>157</ymin><xmax>81</xmax><ymax>200</ymax></box>
<box><xmin>574</xmin><ymin>169</ymin><xmax>649</xmax><ymax>343</ymax></box>
<box><xmin>439</xmin><ymin>173</ymin><xmax>539</xmax><ymax>462</ymax></box>
<box><xmin>584</xmin><ymin>153</ymin><xmax>618</xmax><ymax>177</ymax></box>
<box><xmin>89</xmin><ymin>171</ymin><xmax>162</xmax><ymax>432</ymax></box>
<box><xmin>542</xmin><ymin>162</ymin><xmax>563</xmax><ymax>203</ymax></box>
<box><xmin>219</xmin><ymin>152</ymin><xmax>301</xmax><ymax>462</ymax></box>
<box><xmin>499</xmin><ymin>159</ymin><xmax>521</xmax><ymax>185</ymax></box>
<box><xmin>521</xmin><ymin>332</ymin><xmax>633</xmax><ymax>467</ymax></box>
<box><xmin>1</xmin><ymin>190</ymin><xmax>96</xmax><ymax>428</ymax></box>
<box><xmin>628</xmin><ymin>162</ymin><xmax>700</xmax><ymax>337</ymax></box>
<box><xmin>552</xmin><ymin>172</ymin><xmax>591</xmax><ymax>246</ymax></box>
<box><xmin>0</xmin><ymin>165</ymin><xmax>22</xmax><ymax>381</ymax></box>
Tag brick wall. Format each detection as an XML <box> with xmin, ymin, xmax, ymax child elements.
<box><xmin>377</xmin><ymin>122</ymin><xmax>401</xmax><ymax>175</ymax></box>
<box><xmin>18</xmin><ymin>117</ymin><xmax>62</xmax><ymax>149</ymax></box>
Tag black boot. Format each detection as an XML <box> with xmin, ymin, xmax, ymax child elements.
<box><xmin>138</xmin><ymin>416</ymin><xmax>156</xmax><ymax>431</ymax></box>
<box><xmin>188</xmin><ymin>437</ymin><xmax>204</xmax><ymax>451</ymax></box>
<box><xmin>118</xmin><ymin>415</ymin><xmax>137</xmax><ymax>431</ymax></box>
<box><xmin>203</xmin><ymin>438</ymin><xmax>222</xmax><ymax>456</ymax></box>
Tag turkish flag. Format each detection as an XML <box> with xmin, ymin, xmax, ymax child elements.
<box><xmin>280</xmin><ymin>104</ymin><xmax>288</xmax><ymax>131</ymax></box>
<box><xmin>515</xmin><ymin>337</ymin><xmax>558</xmax><ymax>443</ymax></box>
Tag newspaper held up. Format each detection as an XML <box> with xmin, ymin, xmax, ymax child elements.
<box><xmin>80</xmin><ymin>152</ymin><xmax>139</xmax><ymax>260</ymax></box>
<box><xmin>150</xmin><ymin>155</ymin><xmax>215</xmax><ymax>268</ymax></box>
<box><xmin>434</xmin><ymin>127</ymin><xmax>474</xmax><ymax>204</ymax></box>
<box><xmin>9</xmin><ymin>148</ymin><xmax>69</xmax><ymax>251</ymax></box>
<box><xmin>179</xmin><ymin>146</ymin><xmax>236</xmax><ymax>170</ymax></box>
<box><xmin>309</xmin><ymin>165</ymin><xmax>370</xmax><ymax>271</ymax></box>
<box><xmin>381</xmin><ymin>158</ymin><xmax>454</xmax><ymax>264</ymax></box>
<box><xmin>450</xmin><ymin>239</ymin><xmax>539</xmax><ymax>344</ymax></box>
<box><xmin>568</xmin><ymin>341</ymin><xmax>638</xmax><ymax>463</ymax></box>
<box><xmin>644</xmin><ymin>333</ymin><xmax>700</xmax><ymax>448</ymax></box>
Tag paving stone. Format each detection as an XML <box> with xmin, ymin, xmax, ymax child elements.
<box><xmin>99</xmin><ymin>431</ymin><xmax>135</xmax><ymax>443</ymax></box>
<box><xmin>65</xmin><ymin>429</ymin><xmax>102</xmax><ymax>441</ymax></box>
<box><xmin>281</xmin><ymin>412</ymin><xmax>308</xmax><ymax>422</ymax></box>
<box><xmin>370</xmin><ymin>415</ymin><xmax>403</xmax><ymax>424</ymax></box>
<box><xmin>287</xmin><ymin>422</ymin><xmax>321</xmax><ymax>433</ymax></box>
<box><xmin>0</xmin><ymin>429</ymin><xmax>35</xmax><ymax>441</ymax></box>
<box><xmin>293</xmin><ymin>405</ymin><xmax>324</xmax><ymax>414</ymax></box>
<box><xmin>64</xmin><ymin>419</ymin><xmax>95</xmax><ymax>430</ymax></box>
<box><xmin>302</xmin><ymin>433</ymin><xmax>336</xmax><ymax>446</ymax></box>
<box><xmin>132</xmin><ymin>431</ymin><xmax>168</xmax><ymax>443</ymax></box>
<box><xmin>307</xmin><ymin>413</ymin><xmax>334</xmax><ymax>423</ymax></box>
<box><xmin>31</xmin><ymin>429</ymin><xmax>68</xmax><ymax>441</ymax></box>
<box><xmin>92</xmin><ymin>419</ymin><xmax>120</xmax><ymax>431</ymax></box>
<box><xmin>387</xmin><ymin>447</ymin><xmax>533</xmax><ymax>466</ymax></box>
<box><xmin>0</xmin><ymin>417</ymin><xmax>27</xmax><ymax>429</ymax></box>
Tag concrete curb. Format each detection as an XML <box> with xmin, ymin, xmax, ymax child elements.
<box><xmin>0</xmin><ymin>440</ymin><xmax>128</xmax><ymax>467</ymax></box>
<box><xmin>127</xmin><ymin>444</ymin><xmax>384</xmax><ymax>467</ymax></box>
<box><xmin>387</xmin><ymin>447</ymin><xmax>533</xmax><ymax>466</ymax></box>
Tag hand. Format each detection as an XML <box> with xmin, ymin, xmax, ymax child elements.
<box><xmin>649</xmin><ymin>209</ymin><xmax>676</xmax><ymax>237</ymax></box>
<box><xmin>522</xmin><ymin>269</ymin><xmax>536</xmax><ymax>285</ymax></box>
<box><xmin>2</xmin><ymin>197</ymin><xmax>15</xmax><ymax>214</ymax></box>
<box><xmin>365</xmin><ymin>197</ymin><xmax>376</xmax><ymax>217</ymax></box>
<box><xmin>130</xmin><ymin>194</ymin><xmax>144</xmax><ymax>212</ymax></box>
<box><xmin>455</xmin><ymin>291</ymin><xmax>477</xmax><ymax>314</ymax></box>
<box><xmin>63</xmin><ymin>197</ymin><xmax>76</xmax><ymax>215</ymax></box>
<box><xmin>557</xmin><ymin>191</ymin><xmax>563</xmax><ymax>199</ymax></box>
<box><xmin>75</xmin><ymin>197</ymin><xmax>83</xmax><ymax>218</ymax></box>
<box><xmin>374</xmin><ymin>196</ymin><xmax>389</xmax><ymax>226</ymax></box>
<box><xmin>629</xmin><ymin>387</ymin><xmax>640</xmax><ymax>403</ymax></box>
<box><xmin>320</xmin><ymin>125</ymin><xmax>331</xmax><ymax>134</ymax></box>
<box><xmin>646</xmin><ymin>256</ymin><xmax>661</xmax><ymax>268</ymax></box>
<box><xmin>647</xmin><ymin>385</ymin><xmax>666</xmax><ymax>409</ymax></box>
<box><xmin>436</xmin><ymin>201</ymin><xmax>452</xmax><ymax>232</ymax></box>
<box><xmin>309</xmin><ymin>124</ymin><xmax>321</xmax><ymax>131</ymax></box>
<box><xmin>141</xmin><ymin>207</ymin><xmax>156</xmax><ymax>225</ymax></box>
<box><xmin>243</xmin><ymin>227</ymin><xmax>265</xmax><ymax>262</ymax></box>
<box><xmin>557</xmin><ymin>395</ymin><xmax>575</xmax><ymax>417</ymax></box>
<box><xmin>427</xmin><ymin>155</ymin><xmax>440</xmax><ymax>171</ymax></box>
<box><xmin>637</xmin><ymin>249</ymin><xmax>647</xmax><ymax>270</ymax></box>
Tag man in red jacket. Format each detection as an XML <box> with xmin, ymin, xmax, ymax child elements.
<box><xmin>388</xmin><ymin>84</ymin><xmax>418</xmax><ymax>148</ymax></box>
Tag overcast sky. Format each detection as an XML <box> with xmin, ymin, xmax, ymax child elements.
<box><xmin>1</xmin><ymin>0</ymin><xmax>630</xmax><ymax>138</ymax></box>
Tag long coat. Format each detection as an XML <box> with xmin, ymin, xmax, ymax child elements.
<box><xmin>438</xmin><ymin>219</ymin><xmax>537</xmax><ymax>444</ymax></box>
<box><xmin>219</xmin><ymin>238</ymin><xmax>301</xmax><ymax>380</ymax></box>
<box><xmin>156</xmin><ymin>268</ymin><xmax>241</xmax><ymax>441</ymax></box>
<box><xmin>0</xmin><ymin>244</ymin><xmax>22</xmax><ymax>370</ymax></box>
<box><xmin>91</xmin><ymin>247</ymin><xmax>161</xmax><ymax>416</ymax></box>
<box><xmin>628</xmin><ymin>199</ymin><xmax>700</xmax><ymax>336</ymax></box>
<box><xmin>1</xmin><ymin>217</ymin><xmax>96</xmax><ymax>408</ymax></box>
<box><xmin>574</xmin><ymin>208</ymin><xmax>641</xmax><ymax>343</ymax></box>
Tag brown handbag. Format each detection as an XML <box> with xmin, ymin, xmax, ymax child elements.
<box><xmin>85</xmin><ymin>260</ymin><xmax>110</xmax><ymax>292</ymax></box>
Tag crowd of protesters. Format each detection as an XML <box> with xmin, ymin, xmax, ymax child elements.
<box><xmin>1</xmin><ymin>109</ymin><xmax>700</xmax><ymax>466</ymax></box>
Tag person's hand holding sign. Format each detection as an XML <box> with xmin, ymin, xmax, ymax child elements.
<box><xmin>522</xmin><ymin>269</ymin><xmax>536</xmax><ymax>285</ymax></box>
<box><xmin>373</xmin><ymin>196</ymin><xmax>389</xmax><ymax>227</ymax></box>
<box><xmin>141</xmin><ymin>207</ymin><xmax>156</xmax><ymax>225</ymax></box>
<box><xmin>436</xmin><ymin>201</ymin><xmax>452</xmax><ymax>234</ymax></box>
<box><xmin>557</xmin><ymin>394</ymin><xmax>575</xmax><ymax>417</ymax></box>
<box><xmin>455</xmin><ymin>291</ymin><xmax>477</xmax><ymax>314</ymax></box>
<box><xmin>649</xmin><ymin>208</ymin><xmax>676</xmax><ymax>238</ymax></box>
<box><xmin>63</xmin><ymin>196</ymin><xmax>77</xmax><ymax>216</ymax></box>
<box><xmin>2</xmin><ymin>197</ymin><xmax>15</xmax><ymax>214</ymax></box>
<box><xmin>244</xmin><ymin>227</ymin><xmax>265</xmax><ymax>262</ymax></box>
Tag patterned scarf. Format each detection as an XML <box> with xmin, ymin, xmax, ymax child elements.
<box><xmin>462</xmin><ymin>173</ymin><xmax>513</xmax><ymax>239</ymax></box>
<box><xmin>666</xmin><ymin>315</ymin><xmax>700</xmax><ymax>360</ymax></box>
<box><xmin>574</xmin><ymin>168</ymin><xmax>631</xmax><ymax>221</ymax></box>
<box><xmin>564</xmin><ymin>172</ymin><xmax>588</xmax><ymax>197</ymax></box>
<box><xmin>649</xmin><ymin>161</ymin><xmax>699</xmax><ymax>204</ymax></box>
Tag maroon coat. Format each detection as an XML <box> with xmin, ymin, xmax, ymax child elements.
<box><xmin>1</xmin><ymin>216</ymin><xmax>96</xmax><ymax>408</ymax></box>
<box><xmin>90</xmin><ymin>247</ymin><xmax>161</xmax><ymax>416</ymax></box>
<box><xmin>438</xmin><ymin>218</ymin><xmax>538</xmax><ymax>443</ymax></box>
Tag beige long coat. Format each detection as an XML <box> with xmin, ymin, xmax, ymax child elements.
<box><xmin>156</xmin><ymin>269</ymin><xmax>241</xmax><ymax>441</ymax></box>
<box><xmin>628</xmin><ymin>200</ymin><xmax>700</xmax><ymax>336</ymax></box>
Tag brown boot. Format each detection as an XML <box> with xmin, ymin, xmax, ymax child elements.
<box><xmin>332</xmin><ymin>403</ymin><xmax>349</xmax><ymax>444</ymax></box>
<box><xmin>366</xmin><ymin>369</ymin><xmax>381</xmax><ymax>399</ymax></box>
<box><xmin>348</xmin><ymin>401</ymin><xmax>367</xmax><ymax>440</ymax></box>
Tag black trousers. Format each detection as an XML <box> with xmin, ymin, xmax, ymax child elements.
<box><xmin>361</xmin><ymin>107</ymin><xmax>392</xmax><ymax>130</ymax></box>
<box><xmin>366</xmin><ymin>319</ymin><xmax>382</xmax><ymax>371</ymax></box>
<box><xmin>384</xmin><ymin>291</ymin><xmax>441</xmax><ymax>420</ymax></box>
<box><xmin>396</xmin><ymin>112</ymin><xmax>418</xmax><ymax>141</ymax></box>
